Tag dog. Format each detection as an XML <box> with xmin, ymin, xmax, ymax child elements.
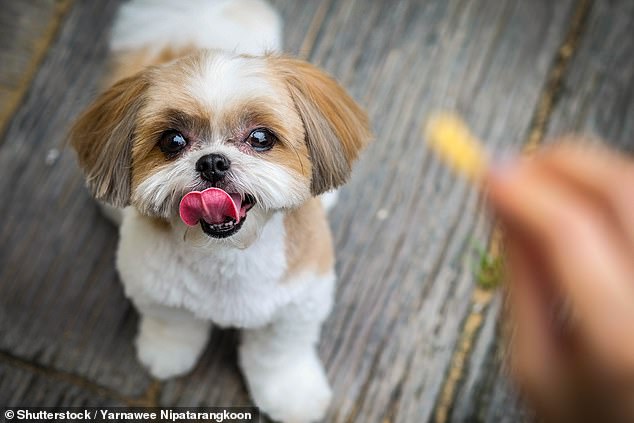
<box><xmin>70</xmin><ymin>1</ymin><xmax>371</xmax><ymax>421</ymax></box>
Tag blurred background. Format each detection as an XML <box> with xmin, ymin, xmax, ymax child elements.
<box><xmin>0</xmin><ymin>0</ymin><xmax>632</xmax><ymax>421</ymax></box>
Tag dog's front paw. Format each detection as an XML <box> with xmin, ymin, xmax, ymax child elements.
<box><xmin>135</xmin><ymin>316</ymin><xmax>209</xmax><ymax>380</ymax></box>
<box><xmin>136</xmin><ymin>333</ymin><xmax>199</xmax><ymax>379</ymax></box>
<box><xmin>240</xmin><ymin>350</ymin><xmax>332</xmax><ymax>423</ymax></box>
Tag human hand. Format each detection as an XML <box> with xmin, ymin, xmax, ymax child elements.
<box><xmin>486</xmin><ymin>141</ymin><xmax>634</xmax><ymax>421</ymax></box>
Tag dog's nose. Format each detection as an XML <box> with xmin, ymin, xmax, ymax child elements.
<box><xmin>196</xmin><ymin>153</ymin><xmax>231</xmax><ymax>182</ymax></box>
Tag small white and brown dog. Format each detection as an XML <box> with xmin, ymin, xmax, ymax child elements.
<box><xmin>69</xmin><ymin>0</ymin><xmax>371</xmax><ymax>421</ymax></box>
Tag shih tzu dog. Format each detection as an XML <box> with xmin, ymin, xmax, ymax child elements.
<box><xmin>70</xmin><ymin>0</ymin><xmax>371</xmax><ymax>421</ymax></box>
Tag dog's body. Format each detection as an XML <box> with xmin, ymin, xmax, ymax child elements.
<box><xmin>70</xmin><ymin>1</ymin><xmax>371</xmax><ymax>422</ymax></box>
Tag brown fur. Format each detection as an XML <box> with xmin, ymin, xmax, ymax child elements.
<box><xmin>222</xmin><ymin>100</ymin><xmax>311</xmax><ymax>179</ymax></box>
<box><xmin>71</xmin><ymin>48</ymin><xmax>210</xmax><ymax>209</ymax></box>
<box><xmin>267</xmin><ymin>55</ymin><xmax>373</xmax><ymax>194</ymax></box>
<box><xmin>131</xmin><ymin>108</ymin><xmax>212</xmax><ymax>191</ymax></box>
<box><xmin>71</xmin><ymin>48</ymin><xmax>371</xmax><ymax>263</ymax></box>
<box><xmin>70</xmin><ymin>72</ymin><xmax>149</xmax><ymax>207</ymax></box>
<box><xmin>283</xmin><ymin>198</ymin><xmax>334</xmax><ymax>278</ymax></box>
<box><xmin>106</xmin><ymin>45</ymin><xmax>198</xmax><ymax>85</ymax></box>
<box><xmin>70</xmin><ymin>47</ymin><xmax>200</xmax><ymax>207</ymax></box>
<box><xmin>131</xmin><ymin>148</ymin><xmax>169</xmax><ymax>193</ymax></box>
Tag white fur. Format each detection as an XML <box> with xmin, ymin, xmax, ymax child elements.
<box><xmin>109</xmin><ymin>2</ymin><xmax>335</xmax><ymax>421</ymax></box>
<box><xmin>188</xmin><ymin>54</ymin><xmax>279</xmax><ymax>110</ymax></box>
<box><xmin>132</xmin><ymin>142</ymin><xmax>310</xmax><ymax>219</ymax></box>
<box><xmin>135</xmin><ymin>304</ymin><xmax>211</xmax><ymax>379</ymax></box>
<box><xmin>118</xmin><ymin>207</ymin><xmax>334</xmax><ymax>420</ymax></box>
<box><xmin>112</xmin><ymin>0</ymin><xmax>282</xmax><ymax>55</ymax></box>
<box><xmin>119</xmin><ymin>208</ymin><xmax>305</xmax><ymax>328</ymax></box>
<box><xmin>239</xmin><ymin>272</ymin><xmax>334</xmax><ymax>423</ymax></box>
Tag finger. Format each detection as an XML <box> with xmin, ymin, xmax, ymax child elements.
<box><xmin>506</xmin><ymin>228</ymin><xmax>558</xmax><ymax>382</ymax></box>
<box><xmin>486</xmin><ymin>160</ymin><xmax>634</xmax><ymax>372</ymax></box>
<box><xmin>505</xmin><ymin>229</ymin><xmax>573</xmax><ymax>418</ymax></box>
<box><xmin>537</xmin><ymin>141</ymin><xmax>634</xmax><ymax>245</ymax></box>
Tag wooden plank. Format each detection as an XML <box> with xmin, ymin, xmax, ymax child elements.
<box><xmin>546</xmin><ymin>0</ymin><xmax>634</xmax><ymax>150</ymax></box>
<box><xmin>0</xmin><ymin>0</ymin><xmax>73</xmax><ymax>138</ymax></box>
<box><xmin>447</xmin><ymin>298</ymin><xmax>533</xmax><ymax>422</ymax></box>
<box><xmin>269</xmin><ymin>0</ymin><xmax>334</xmax><ymax>58</ymax></box>
<box><xmin>159</xmin><ymin>1</ymin><xmax>576</xmax><ymax>422</ymax></box>
<box><xmin>449</xmin><ymin>1</ymin><xmax>634</xmax><ymax>421</ymax></box>
<box><xmin>0</xmin><ymin>359</ymin><xmax>124</xmax><ymax>407</ymax></box>
<box><xmin>0</xmin><ymin>0</ymin><xmax>155</xmax><ymax>398</ymax></box>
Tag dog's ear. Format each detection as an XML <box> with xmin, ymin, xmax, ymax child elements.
<box><xmin>70</xmin><ymin>72</ymin><xmax>149</xmax><ymax>207</ymax></box>
<box><xmin>269</xmin><ymin>56</ymin><xmax>372</xmax><ymax>195</ymax></box>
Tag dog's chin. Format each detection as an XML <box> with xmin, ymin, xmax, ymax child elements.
<box><xmin>196</xmin><ymin>204</ymin><xmax>272</xmax><ymax>250</ymax></box>
<box><xmin>190</xmin><ymin>191</ymin><xmax>257</xmax><ymax>239</ymax></box>
<box><xmin>199</xmin><ymin>217</ymin><xmax>247</xmax><ymax>239</ymax></box>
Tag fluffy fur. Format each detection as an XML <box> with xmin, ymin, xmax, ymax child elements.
<box><xmin>70</xmin><ymin>1</ymin><xmax>371</xmax><ymax>422</ymax></box>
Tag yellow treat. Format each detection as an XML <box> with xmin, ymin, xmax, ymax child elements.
<box><xmin>425</xmin><ymin>112</ymin><xmax>487</xmax><ymax>182</ymax></box>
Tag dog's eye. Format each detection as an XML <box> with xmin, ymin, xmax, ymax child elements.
<box><xmin>246</xmin><ymin>128</ymin><xmax>277</xmax><ymax>152</ymax></box>
<box><xmin>159</xmin><ymin>130</ymin><xmax>188</xmax><ymax>155</ymax></box>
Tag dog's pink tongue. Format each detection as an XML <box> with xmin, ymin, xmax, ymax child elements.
<box><xmin>179</xmin><ymin>188</ymin><xmax>242</xmax><ymax>226</ymax></box>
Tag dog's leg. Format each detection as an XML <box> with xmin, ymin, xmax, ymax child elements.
<box><xmin>134</xmin><ymin>303</ymin><xmax>211</xmax><ymax>380</ymax></box>
<box><xmin>239</xmin><ymin>274</ymin><xmax>335</xmax><ymax>423</ymax></box>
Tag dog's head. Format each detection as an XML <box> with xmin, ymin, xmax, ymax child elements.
<box><xmin>70</xmin><ymin>50</ymin><xmax>371</xmax><ymax>243</ymax></box>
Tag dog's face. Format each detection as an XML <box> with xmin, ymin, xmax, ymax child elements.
<box><xmin>71</xmin><ymin>50</ymin><xmax>371</xmax><ymax>243</ymax></box>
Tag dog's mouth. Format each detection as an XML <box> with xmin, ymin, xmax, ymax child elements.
<box><xmin>179</xmin><ymin>188</ymin><xmax>256</xmax><ymax>238</ymax></box>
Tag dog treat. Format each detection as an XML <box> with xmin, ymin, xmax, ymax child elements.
<box><xmin>425</xmin><ymin>112</ymin><xmax>487</xmax><ymax>182</ymax></box>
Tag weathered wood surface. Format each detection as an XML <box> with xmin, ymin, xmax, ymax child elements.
<box><xmin>0</xmin><ymin>0</ymin><xmax>632</xmax><ymax>421</ymax></box>
<box><xmin>0</xmin><ymin>355</ymin><xmax>123</xmax><ymax>406</ymax></box>
<box><xmin>0</xmin><ymin>0</ymin><xmax>151</xmax><ymax>400</ymax></box>
<box><xmin>448</xmin><ymin>1</ymin><xmax>634</xmax><ymax>422</ymax></box>
<box><xmin>546</xmin><ymin>0</ymin><xmax>634</xmax><ymax>148</ymax></box>
<box><xmin>0</xmin><ymin>0</ymin><xmax>72</xmax><ymax>137</ymax></box>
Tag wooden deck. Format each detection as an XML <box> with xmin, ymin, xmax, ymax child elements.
<box><xmin>1</xmin><ymin>0</ymin><xmax>632</xmax><ymax>421</ymax></box>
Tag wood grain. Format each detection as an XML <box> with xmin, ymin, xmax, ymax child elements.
<box><xmin>0</xmin><ymin>357</ymin><xmax>124</xmax><ymax>407</ymax></box>
<box><xmin>546</xmin><ymin>0</ymin><xmax>634</xmax><ymax>149</ymax></box>
<box><xmin>0</xmin><ymin>0</ymin><xmax>631</xmax><ymax>421</ymax></box>
<box><xmin>449</xmin><ymin>1</ymin><xmax>634</xmax><ymax>422</ymax></box>
<box><xmin>0</xmin><ymin>0</ymin><xmax>73</xmax><ymax>138</ymax></box>
<box><xmin>0</xmin><ymin>0</ymin><xmax>153</xmax><ymax>398</ymax></box>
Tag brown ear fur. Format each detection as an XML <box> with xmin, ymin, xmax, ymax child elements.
<box><xmin>70</xmin><ymin>73</ymin><xmax>149</xmax><ymax>207</ymax></box>
<box><xmin>268</xmin><ymin>56</ymin><xmax>372</xmax><ymax>195</ymax></box>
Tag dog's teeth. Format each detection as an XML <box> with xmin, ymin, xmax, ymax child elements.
<box><xmin>210</xmin><ymin>220</ymin><xmax>236</xmax><ymax>230</ymax></box>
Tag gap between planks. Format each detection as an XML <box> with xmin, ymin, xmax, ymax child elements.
<box><xmin>432</xmin><ymin>0</ymin><xmax>594</xmax><ymax>422</ymax></box>
<box><xmin>0</xmin><ymin>0</ymin><xmax>75</xmax><ymax>141</ymax></box>
<box><xmin>0</xmin><ymin>350</ymin><xmax>161</xmax><ymax>407</ymax></box>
